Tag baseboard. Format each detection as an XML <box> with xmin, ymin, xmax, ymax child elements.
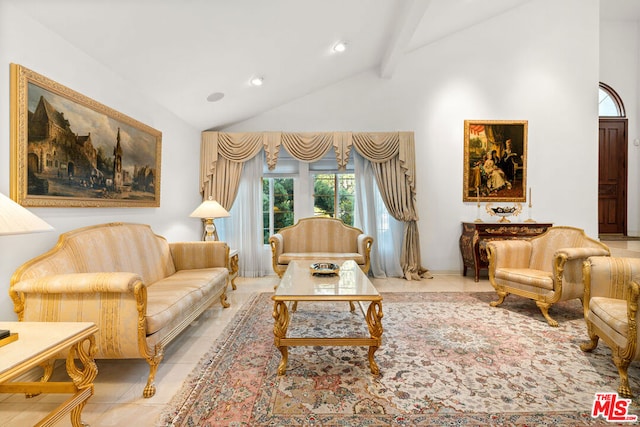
<box><xmin>429</xmin><ymin>270</ymin><xmax>469</xmax><ymax>276</ymax></box>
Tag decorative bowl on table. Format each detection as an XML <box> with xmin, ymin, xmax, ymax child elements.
<box><xmin>491</xmin><ymin>206</ymin><xmax>517</xmax><ymax>215</ymax></box>
<box><xmin>485</xmin><ymin>203</ymin><xmax>522</xmax><ymax>223</ymax></box>
<box><xmin>310</xmin><ymin>262</ymin><xmax>340</xmax><ymax>276</ymax></box>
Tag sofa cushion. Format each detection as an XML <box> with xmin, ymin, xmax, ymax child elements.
<box><xmin>278</xmin><ymin>252</ymin><xmax>366</xmax><ymax>265</ymax></box>
<box><xmin>495</xmin><ymin>268</ymin><xmax>553</xmax><ymax>290</ymax></box>
<box><xmin>145</xmin><ymin>268</ymin><xmax>227</xmax><ymax>334</ymax></box>
<box><xmin>590</xmin><ymin>297</ymin><xmax>628</xmax><ymax>337</ymax></box>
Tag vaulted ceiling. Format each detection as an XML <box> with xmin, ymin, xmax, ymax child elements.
<box><xmin>8</xmin><ymin>0</ymin><xmax>640</xmax><ymax>131</ymax></box>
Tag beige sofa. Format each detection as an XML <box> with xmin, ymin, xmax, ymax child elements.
<box><xmin>9</xmin><ymin>222</ymin><xmax>230</xmax><ymax>398</ymax></box>
<box><xmin>269</xmin><ymin>217</ymin><xmax>373</xmax><ymax>277</ymax></box>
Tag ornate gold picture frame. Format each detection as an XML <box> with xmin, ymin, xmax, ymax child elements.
<box><xmin>463</xmin><ymin>120</ymin><xmax>527</xmax><ymax>203</ymax></box>
<box><xmin>10</xmin><ymin>64</ymin><xmax>162</xmax><ymax>207</ymax></box>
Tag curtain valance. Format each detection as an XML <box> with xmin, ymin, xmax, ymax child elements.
<box><xmin>198</xmin><ymin>130</ymin><xmax>428</xmax><ymax>280</ymax></box>
<box><xmin>201</xmin><ymin>131</ymin><xmax>415</xmax><ymax>179</ymax></box>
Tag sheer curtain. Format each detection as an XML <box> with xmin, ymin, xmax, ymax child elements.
<box><xmin>218</xmin><ymin>151</ymin><xmax>265</xmax><ymax>277</ymax></box>
<box><xmin>354</xmin><ymin>152</ymin><xmax>404</xmax><ymax>278</ymax></box>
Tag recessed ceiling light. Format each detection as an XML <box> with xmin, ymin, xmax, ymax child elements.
<box><xmin>332</xmin><ymin>41</ymin><xmax>347</xmax><ymax>53</ymax></box>
<box><xmin>206</xmin><ymin>92</ymin><xmax>225</xmax><ymax>102</ymax></box>
<box><xmin>250</xmin><ymin>76</ymin><xmax>264</xmax><ymax>87</ymax></box>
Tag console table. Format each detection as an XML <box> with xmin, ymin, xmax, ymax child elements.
<box><xmin>459</xmin><ymin>222</ymin><xmax>552</xmax><ymax>281</ymax></box>
<box><xmin>0</xmin><ymin>321</ymin><xmax>98</xmax><ymax>427</ymax></box>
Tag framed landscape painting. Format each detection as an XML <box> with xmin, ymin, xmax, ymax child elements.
<box><xmin>10</xmin><ymin>64</ymin><xmax>162</xmax><ymax>207</ymax></box>
<box><xmin>463</xmin><ymin>120</ymin><xmax>527</xmax><ymax>203</ymax></box>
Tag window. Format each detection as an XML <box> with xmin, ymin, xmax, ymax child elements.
<box><xmin>313</xmin><ymin>173</ymin><xmax>355</xmax><ymax>226</ymax></box>
<box><xmin>262</xmin><ymin>177</ymin><xmax>294</xmax><ymax>243</ymax></box>
<box><xmin>599</xmin><ymin>82</ymin><xmax>625</xmax><ymax>117</ymax></box>
<box><xmin>262</xmin><ymin>149</ymin><xmax>354</xmax><ymax>243</ymax></box>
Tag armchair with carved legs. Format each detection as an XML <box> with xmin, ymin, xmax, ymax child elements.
<box><xmin>581</xmin><ymin>256</ymin><xmax>640</xmax><ymax>398</ymax></box>
<box><xmin>486</xmin><ymin>226</ymin><xmax>610</xmax><ymax>326</ymax></box>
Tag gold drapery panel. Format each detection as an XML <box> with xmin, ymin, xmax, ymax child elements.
<box><xmin>351</xmin><ymin>132</ymin><xmax>425</xmax><ymax>279</ymax></box>
<box><xmin>199</xmin><ymin>132</ymin><xmax>282</xmax><ymax>207</ymax></box>
<box><xmin>212</xmin><ymin>156</ymin><xmax>243</xmax><ymax>211</ymax></box>
<box><xmin>281</xmin><ymin>133</ymin><xmax>334</xmax><ymax>162</ymax></box>
<box><xmin>352</xmin><ymin>132</ymin><xmax>399</xmax><ymax>163</ymax></box>
<box><xmin>198</xmin><ymin>130</ymin><xmax>429</xmax><ymax>279</ymax></box>
<box><xmin>217</xmin><ymin>133</ymin><xmax>264</xmax><ymax>162</ymax></box>
<box><xmin>199</xmin><ymin>131</ymin><xmax>218</xmax><ymax>198</ymax></box>
<box><xmin>332</xmin><ymin>132</ymin><xmax>352</xmax><ymax>170</ymax></box>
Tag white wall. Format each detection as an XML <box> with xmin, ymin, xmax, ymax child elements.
<box><xmin>223</xmin><ymin>0</ymin><xmax>600</xmax><ymax>273</ymax></box>
<box><xmin>0</xmin><ymin>2</ymin><xmax>203</xmax><ymax>320</ymax></box>
<box><xmin>600</xmin><ymin>19</ymin><xmax>640</xmax><ymax>236</ymax></box>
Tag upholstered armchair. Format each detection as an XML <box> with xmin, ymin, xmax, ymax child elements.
<box><xmin>581</xmin><ymin>256</ymin><xmax>640</xmax><ymax>398</ymax></box>
<box><xmin>486</xmin><ymin>226</ymin><xmax>610</xmax><ymax>326</ymax></box>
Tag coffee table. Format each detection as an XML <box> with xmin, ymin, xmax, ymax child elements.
<box><xmin>0</xmin><ymin>321</ymin><xmax>98</xmax><ymax>427</ymax></box>
<box><xmin>272</xmin><ymin>260</ymin><xmax>383</xmax><ymax>376</ymax></box>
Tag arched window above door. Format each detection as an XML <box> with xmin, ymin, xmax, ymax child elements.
<box><xmin>599</xmin><ymin>82</ymin><xmax>625</xmax><ymax>117</ymax></box>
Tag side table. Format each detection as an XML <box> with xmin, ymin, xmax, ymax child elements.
<box><xmin>459</xmin><ymin>222</ymin><xmax>552</xmax><ymax>281</ymax></box>
<box><xmin>229</xmin><ymin>249</ymin><xmax>239</xmax><ymax>290</ymax></box>
<box><xmin>0</xmin><ymin>321</ymin><xmax>98</xmax><ymax>427</ymax></box>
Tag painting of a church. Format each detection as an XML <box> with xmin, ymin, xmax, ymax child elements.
<box><xmin>14</xmin><ymin>70</ymin><xmax>162</xmax><ymax>207</ymax></box>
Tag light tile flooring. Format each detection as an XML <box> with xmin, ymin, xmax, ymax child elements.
<box><xmin>1</xmin><ymin>239</ymin><xmax>638</xmax><ymax>427</ymax></box>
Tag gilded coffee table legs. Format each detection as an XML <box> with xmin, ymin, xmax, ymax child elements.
<box><xmin>273</xmin><ymin>300</ymin><xmax>290</xmax><ymax>375</ymax></box>
<box><xmin>366</xmin><ymin>300</ymin><xmax>384</xmax><ymax>375</ymax></box>
<box><xmin>34</xmin><ymin>335</ymin><xmax>98</xmax><ymax>427</ymax></box>
<box><xmin>272</xmin><ymin>299</ymin><xmax>383</xmax><ymax>376</ymax></box>
<box><xmin>67</xmin><ymin>335</ymin><xmax>98</xmax><ymax>427</ymax></box>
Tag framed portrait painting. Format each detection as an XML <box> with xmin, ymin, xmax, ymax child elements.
<box><xmin>463</xmin><ymin>120</ymin><xmax>527</xmax><ymax>203</ymax></box>
<box><xmin>10</xmin><ymin>64</ymin><xmax>162</xmax><ymax>207</ymax></box>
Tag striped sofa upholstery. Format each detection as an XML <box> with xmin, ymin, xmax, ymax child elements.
<box><xmin>486</xmin><ymin>226</ymin><xmax>610</xmax><ymax>326</ymax></box>
<box><xmin>581</xmin><ymin>256</ymin><xmax>640</xmax><ymax>398</ymax></box>
<box><xmin>9</xmin><ymin>222</ymin><xmax>230</xmax><ymax>398</ymax></box>
<box><xmin>269</xmin><ymin>217</ymin><xmax>373</xmax><ymax>277</ymax></box>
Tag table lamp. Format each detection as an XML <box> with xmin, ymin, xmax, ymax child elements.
<box><xmin>0</xmin><ymin>192</ymin><xmax>53</xmax><ymax>236</ymax></box>
<box><xmin>189</xmin><ymin>197</ymin><xmax>230</xmax><ymax>241</ymax></box>
<box><xmin>0</xmin><ymin>192</ymin><xmax>53</xmax><ymax>347</ymax></box>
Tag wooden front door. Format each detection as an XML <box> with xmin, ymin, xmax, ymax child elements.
<box><xmin>598</xmin><ymin>118</ymin><xmax>627</xmax><ymax>234</ymax></box>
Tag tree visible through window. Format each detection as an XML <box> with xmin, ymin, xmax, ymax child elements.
<box><xmin>263</xmin><ymin>177</ymin><xmax>294</xmax><ymax>243</ymax></box>
<box><xmin>313</xmin><ymin>173</ymin><xmax>355</xmax><ymax>225</ymax></box>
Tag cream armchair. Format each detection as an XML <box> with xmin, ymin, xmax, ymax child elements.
<box><xmin>486</xmin><ymin>226</ymin><xmax>610</xmax><ymax>326</ymax></box>
<box><xmin>581</xmin><ymin>256</ymin><xmax>640</xmax><ymax>398</ymax></box>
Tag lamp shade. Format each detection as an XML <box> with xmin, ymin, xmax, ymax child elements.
<box><xmin>189</xmin><ymin>198</ymin><xmax>230</xmax><ymax>219</ymax></box>
<box><xmin>0</xmin><ymin>192</ymin><xmax>53</xmax><ymax>236</ymax></box>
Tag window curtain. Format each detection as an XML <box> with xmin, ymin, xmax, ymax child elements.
<box><xmin>198</xmin><ymin>130</ymin><xmax>429</xmax><ymax>280</ymax></box>
<box><xmin>218</xmin><ymin>152</ymin><xmax>265</xmax><ymax>277</ymax></box>
<box><xmin>352</xmin><ymin>133</ymin><xmax>431</xmax><ymax>280</ymax></box>
<box><xmin>199</xmin><ymin>132</ymin><xmax>269</xmax><ymax>210</ymax></box>
<box><xmin>354</xmin><ymin>152</ymin><xmax>403</xmax><ymax>278</ymax></box>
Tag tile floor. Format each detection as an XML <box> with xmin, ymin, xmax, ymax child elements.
<box><xmin>0</xmin><ymin>239</ymin><xmax>637</xmax><ymax>426</ymax></box>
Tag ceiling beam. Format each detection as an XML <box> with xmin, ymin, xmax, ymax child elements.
<box><xmin>379</xmin><ymin>0</ymin><xmax>431</xmax><ymax>79</ymax></box>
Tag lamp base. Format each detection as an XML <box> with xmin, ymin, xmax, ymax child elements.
<box><xmin>203</xmin><ymin>218</ymin><xmax>219</xmax><ymax>241</ymax></box>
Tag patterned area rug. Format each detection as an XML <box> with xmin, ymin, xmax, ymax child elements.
<box><xmin>161</xmin><ymin>292</ymin><xmax>640</xmax><ymax>426</ymax></box>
